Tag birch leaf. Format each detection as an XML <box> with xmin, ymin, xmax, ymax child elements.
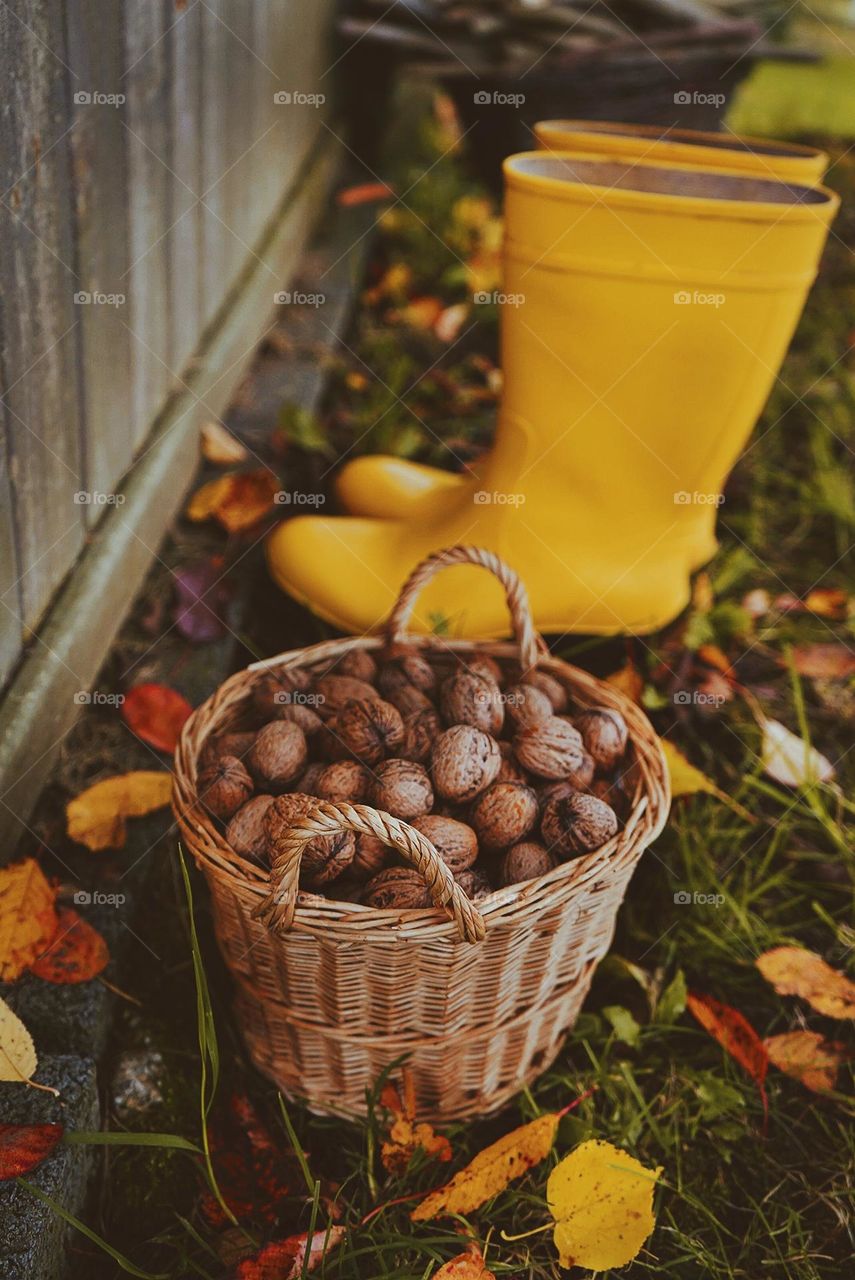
<box><xmin>760</xmin><ymin>718</ymin><xmax>835</xmax><ymax>786</ymax></box>
<box><xmin>0</xmin><ymin>997</ymin><xmax>38</xmax><ymax>1084</ymax></box>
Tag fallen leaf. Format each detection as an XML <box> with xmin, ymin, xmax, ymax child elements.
<box><xmin>399</xmin><ymin>296</ymin><xmax>443</xmax><ymax>331</ymax></box>
<box><xmin>337</xmin><ymin>181</ymin><xmax>393</xmax><ymax>207</ymax></box>
<box><xmin>759</xmin><ymin>717</ymin><xmax>835</xmax><ymax>787</ymax></box>
<box><xmin>121</xmin><ymin>683</ymin><xmax>193</xmax><ymax>753</ymax></box>
<box><xmin>764</xmin><ymin>1031</ymin><xmax>851</xmax><ymax>1093</ymax></box>
<box><xmin>692</xmin><ymin>571</ymin><xmax>714</xmax><ymax>614</ymax></box>
<box><xmin>742</xmin><ymin>588</ymin><xmax>770</xmax><ymax>619</ymax></box>
<box><xmin>434</xmin><ymin>303</ymin><xmax>469</xmax><ymax>344</ymax></box>
<box><xmin>173</xmin><ymin>557</ymin><xmax>232</xmax><ymax>643</ymax></box>
<box><xmin>67</xmin><ymin>771</ymin><xmax>172</xmax><ymax>851</ymax></box>
<box><xmin>0</xmin><ymin>1123</ymin><xmax>63</xmax><ymax>1180</ymax></box>
<box><xmin>697</xmin><ymin>644</ymin><xmax>734</xmax><ymax>675</ymax></box>
<box><xmin>380</xmin><ymin>1069</ymin><xmax>452</xmax><ymax>1175</ymax></box>
<box><xmin>686</xmin><ymin>992</ymin><xmax>768</xmax><ymax>1118</ymax></box>
<box><xmin>201</xmin><ymin>1093</ymin><xmax>305</xmax><ymax>1228</ymax></box>
<box><xmin>411</xmin><ymin>1110</ymin><xmax>561</xmax><ymax>1221</ymax></box>
<box><xmin>0</xmin><ymin>859</ymin><xmax>59</xmax><ymax>982</ymax></box>
<box><xmin>235</xmin><ymin>1227</ymin><xmax>345</xmax><ymax>1279</ymax></box>
<box><xmin>660</xmin><ymin>739</ymin><xmax>753</xmax><ymax>822</ymax></box>
<box><xmin>0</xmin><ymin>997</ymin><xmax>38</xmax><ymax>1084</ymax></box>
<box><xmin>29</xmin><ymin>907</ymin><xmax>109</xmax><ymax>984</ymax></box>
<box><xmin>756</xmin><ymin>947</ymin><xmax>855</xmax><ymax>1019</ymax></box>
<box><xmin>433</xmin><ymin>1245</ymin><xmax>495</xmax><ymax>1278</ymax></box>
<box><xmin>187</xmin><ymin>469</ymin><xmax>279</xmax><ymax>533</ymax></box>
<box><xmin>606</xmin><ymin>662</ymin><xmax>643</xmax><ymax>704</ymax></box>
<box><xmin>547</xmin><ymin>1139</ymin><xmax>662</xmax><ymax>1272</ymax></box>
<box><xmin>200</xmin><ymin>420</ymin><xmax>247</xmax><ymax>466</ymax></box>
<box><xmin>789</xmin><ymin>643</ymin><xmax>855</xmax><ymax>680</ymax></box>
<box><xmin>804</xmin><ymin>587</ymin><xmax>848</xmax><ymax>619</ymax></box>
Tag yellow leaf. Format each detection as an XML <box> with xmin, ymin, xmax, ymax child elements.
<box><xmin>660</xmin><ymin>739</ymin><xmax>753</xmax><ymax>822</ymax></box>
<box><xmin>200</xmin><ymin>421</ymin><xmax>247</xmax><ymax>466</ymax></box>
<box><xmin>0</xmin><ymin>859</ymin><xmax>59</xmax><ymax>982</ymax></box>
<box><xmin>433</xmin><ymin>1245</ymin><xmax>494</xmax><ymax>1278</ymax></box>
<box><xmin>411</xmin><ymin>1111</ymin><xmax>560</xmax><ymax>1221</ymax></box>
<box><xmin>764</xmin><ymin>1031</ymin><xmax>850</xmax><ymax>1093</ymax></box>
<box><xmin>547</xmin><ymin>1139</ymin><xmax>662</xmax><ymax>1272</ymax></box>
<box><xmin>756</xmin><ymin>947</ymin><xmax>855</xmax><ymax>1020</ymax></box>
<box><xmin>0</xmin><ymin>996</ymin><xmax>38</xmax><ymax>1083</ymax></box>
<box><xmin>186</xmin><ymin>468</ymin><xmax>278</xmax><ymax>533</ymax></box>
<box><xmin>606</xmin><ymin>662</ymin><xmax>643</xmax><ymax>704</ymax></box>
<box><xmin>380</xmin><ymin>1070</ymin><xmax>452</xmax><ymax>1174</ymax></box>
<box><xmin>67</xmin><ymin>771</ymin><xmax>172</xmax><ymax>851</ymax></box>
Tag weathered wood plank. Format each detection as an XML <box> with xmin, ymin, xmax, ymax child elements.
<box><xmin>65</xmin><ymin>0</ymin><xmax>134</xmax><ymax>508</ymax></box>
<box><xmin>124</xmin><ymin>0</ymin><xmax>172</xmax><ymax>449</ymax></box>
<box><xmin>0</xmin><ymin>0</ymin><xmax>85</xmax><ymax>630</ymax></box>
<box><xmin>200</xmin><ymin>0</ymin><xmax>231</xmax><ymax>328</ymax></box>
<box><xmin>169</xmin><ymin>0</ymin><xmax>203</xmax><ymax>378</ymax></box>
<box><xmin>0</xmin><ymin>411</ymin><xmax>22</xmax><ymax>687</ymax></box>
<box><xmin>223</xmin><ymin>0</ymin><xmax>257</xmax><ymax>262</ymax></box>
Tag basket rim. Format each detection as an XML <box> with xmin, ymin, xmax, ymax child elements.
<box><xmin>173</xmin><ymin>634</ymin><xmax>670</xmax><ymax>939</ymax></box>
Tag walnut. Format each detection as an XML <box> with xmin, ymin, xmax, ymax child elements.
<box><xmin>371</xmin><ymin>759</ymin><xmax>433</xmax><ymax>820</ymax></box>
<box><xmin>200</xmin><ymin>730</ymin><xmax>256</xmax><ymax>769</ymax></box>
<box><xmin>362</xmin><ymin>866</ymin><xmax>433</xmax><ymax>909</ymax></box>
<box><xmin>225</xmin><ymin>794</ymin><xmax>275</xmax><ymax>862</ymax></box>
<box><xmin>327</xmin><ymin>698</ymin><xmax>404</xmax><ymax>765</ymax></box>
<box><xmin>264</xmin><ymin>793</ymin><xmax>355</xmax><ymax>886</ymax></box>
<box><xmin>314</xmin><ymin>674</ymin><xmax>380</xmax><ymax>719</ymax></box>
<box><xmin>470</xmin><ymin>782</ymin><xmax>539</xmax><ymax>850</ymax></box>
<box><xmin>329</xmin><ymin>649</ymin><xmax>378</xmax><ymax>683</ymax></box>
<box><xmin>401</xmin><ymin>707</ymin><xmax>442</xmax><ymax>764</ymax></box>
<box><xmin>293</xmin><ymin>761</ymin><xmax>326</xmax><ymax>795</ymax></box>
<box><xmin>500</xmin><ymin>841</ymin><xmax>556</xmax><ymax>885</ymax></box>
<box><xmin>496</xmin><ymin>741</ymin><xmax>528</xmax><ymax>785</ymax></box>
<box><xmin>412</xmin><ymin>814</ymin><xmax>478</xmax><ymax>874</ymax></box>
<box><xmin>252</xmin><ymin>668</ymin><xmax>311</xmax><ymax>720</ymax></box>
<box><xmin>440</xmin><ymin>670</ymin><xmax>504</xmax><ymax>735</ymax></box>
<box><xmin>274</xmin><ymin>702</ymin><xmax>323</xmax><ymax>736</ymax></box>
<box><xmin>461</xmin><ymin>655</ymin><xmax>505</xmax><ymax>687</ymax></box>
<box><xmin>524</xmin><ymin>670</ymin><xmax>568</xmax><ymax>713</ymax></box>
<box><xmin>504</xmin><ymin>683</ymin><xmax>553</xmax><ymax>731</ymax></box>
<box><xmin>247</xmin><ymin>721</ymin><xmax>308</xmax><ymax>793</ymax></box>
<box><xmin>575</xmin><ymin>709</ymin><xmax>628</xmax><ymax>771</ymax></box>
<box><xmin>513</xmin><ymin>717</ymin><xmax>586</xmax><ymax>781</ymax></box>
<box><xmin>385</xmin><ymin>683</ymin><xmax>434</xmax><ymax>718</ymax></box>
<box><xmin>197</xmin><ymin>755</ymin><xmax>253</xmax><ymax>820</ymax></box>
<box><xmin>377</xmin><ymin>651</ymin><xmax>437</xmax><ymax>698</ymax></box>
<box><xmin>536</xmin><ymin>779</ymin><xmax>577</xmax><ymax>813</ymax></box>
<box><xmin>541</xmin><ymin>791</ymin><xmax>618</xmax><ymax>859</ymax></box>
<box><xmin>350</xmin><ymin>833</ymin><xmax>389</xmax><ymax>881</ymax></box>
<box><xmin>431</xmin><ymin>725</ymin><xmax>501</xmax><ymax>802</ymax></box>
<box><xmin>455</xmin><ymin>865</ymin><xmax>493</xmax><ymax>901</ymax></box>
<box><xmin>316</xmin><ymin>761</ymin><xmax>372</xmax><ymax>805</ymax></box>
<box><xmin>589</xmin><ymin>773</ymin><xmax>631</xmax><ymax>819</ymax></box>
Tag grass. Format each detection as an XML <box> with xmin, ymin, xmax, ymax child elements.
<box><xmin>74</xmin><ymin>91</ymin><xmax>854</xmax><ymax>1278</ymax></box>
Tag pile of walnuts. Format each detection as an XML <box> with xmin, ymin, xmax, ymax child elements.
<box><xmin>196</xmin><ymin>648</ymin><xmax>631</xmax><ymax>909</ymax></box>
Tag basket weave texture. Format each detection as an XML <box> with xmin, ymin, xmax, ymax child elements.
<box><xmin>173</xmin><ymin>546</ymin><xmax>670</xmax><ymax>1121</ymax></box>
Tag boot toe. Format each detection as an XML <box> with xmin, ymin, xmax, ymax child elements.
<box><xmin>335</xmin><ymin>455</ymin><xmax>466</xmax><ymax>519</ymax></box>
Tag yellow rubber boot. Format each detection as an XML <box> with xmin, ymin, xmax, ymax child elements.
<box><xmin>334</xmin><ymin>121</ymin><xmax>828</xmax><ymax>522</ymax></box>
<box><xmin>269</xmin><ymin>153</ymin><xmax>836</xmax><ymax>638</ymax></box>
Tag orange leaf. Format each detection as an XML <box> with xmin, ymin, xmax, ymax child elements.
<box><xmin>0</xmin><ymin>860</ymin><xmax>59</xmax><ymax>982</ymax></box>
<box><xmin>66</xmin><ymin>771</ymin><xmax>172</xmax><ymax>851</ymax></box>
<box><xmin>29</xmin><ymin>907</ymin><xmax>109</xmax><ymax>984</ymax></box>
<box><xmin>606</xmin><ymin>662</ymin><xmax>643</xmax><ymax>704</ymax></box>
<box><xmin>337</xmin><ymin>181</ymin><xmax>393</xmax><ymax>207</ymax></box>
<box><xmin>433</xmin><ymin>1245</ymin><xmax>495</xmax><ymax>1278</ymax></box>
<box><xmin>121</xmin><ymin>683</ymin><xmax>192</xmax><ymax>753</ymax></box>
<box><xmin>756</xmin><ymin>947</ymin><xmax>855</xmax><ymax>1019</ymax></box>
<box><xmin>789</xmin><ymin>643</ymin><xmax>855</xmax><ymax>680</ymax></box>
<box><xmin>187</xmin><ymin>468</ymin><xmax>279</xmax><ymax>533</ymax></box>
<box><xmin>764</xmin><ymin>1031</ymin><xmax>851</xmax><ymax>1093</ymax></box>
<box><xmin>804</xmin><ymin>587</ymin><xmax>848</xmax><ymax>619</ymax></box>
<box><xmin>235</xmin><ymin>1226</ymin><xmax>345</xmax><ymax>1279</ymax></box>
<box><xmin>0</xmin><ymin>1122</ymin><xmax>64</xmax><ymax>1180</ymax></box>
<box><xmin>686</xmin><ymin>992</ymin><xmax>768</xmax><ymax>1117</ymax></box>
<box><xmin>380</xmin><ymin>1067</ymin><xmax>452</xmax><ymax>1174</ymax></box>
<box><xmin>399</xmin><ymin>296</ymin><xmax>443</xmax><ymax>331</ymax></box>
<box><xmin>697</xmin><ymin>644</ymin><xmax>734</xmax><ymax>676</ymax></box>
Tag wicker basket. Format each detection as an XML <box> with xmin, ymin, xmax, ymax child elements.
<box><xmin>173</xmin><ymin>546</ymin><xmax>670</xmax><ymax>1121</ymax></box>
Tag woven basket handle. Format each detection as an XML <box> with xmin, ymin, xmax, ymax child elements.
<box><xmin>254</xmin><ymin>800</ymin><xmax>486</xmax><ymax>944</ymax></box>
<box><xmin>386</xmin><ymin>545</ymin><xmax>544</xmax><ymax>671</ymax></box>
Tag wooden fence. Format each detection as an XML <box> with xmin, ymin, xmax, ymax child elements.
<box><xmin>0</xmin><ymin>0</ymin><xmax>337</xmax><ymax>689</ymax></box>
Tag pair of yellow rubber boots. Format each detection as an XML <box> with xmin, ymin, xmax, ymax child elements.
<box><xmin>268</xmin><ymin>121</ymin><xmax>838</xmax><ymax>638</ymax></box>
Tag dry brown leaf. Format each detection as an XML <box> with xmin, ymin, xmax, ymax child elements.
<box><xmin>789</xmin><ymin>643</ymin><xmax>855</xmax><ymax>680</ymax></box>
<box><xmin>764</xmin><ymin>1031</ymin><xmax>851</xmax><ymax>1093</ymax></box>
<box><xmin>200</xmin><ymin>421</ymin><xmax>248</xmax><ymax>466</ymax></box>
<box><xmin>0</xmin><ymin>860</ymin><xmax>59</xmax><ymax>982</ymax></box>
<box><xmin>606</xmin><ymin>662</ymin><xmax>643</xmax><ymax>704</ymax></box>
<box><xmin>67</xmin><ymin>771</ymin><xmax>173</xmax><ymax>851</ymax></box>
<box><xmin>186</xmin><ymin>468</ymin><xmax>279</xmax><ymax>533</ymax></box>
<box><xmin>433</xmin><ymin>1245</ymin><xmax>495</xmax><ymax>1278</ymax></box>
<box><xmin>380</xmin><ymin>1069</ymin><xmax>451</xmax><ymax>1174</ymax></box>
<box><xmin>756</xmin><ymin>947</ymin><xmax>855</xmax><ymax>1019</ymax></box>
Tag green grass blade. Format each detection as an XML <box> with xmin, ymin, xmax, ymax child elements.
<box><xmin>18</xmin><ymin>1178</ymin><xmax>165</xmax><ymax>1279</ymax></box>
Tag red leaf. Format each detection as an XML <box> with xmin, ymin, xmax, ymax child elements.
<box><xmin>201</xmin><ymin>1094</ymin><xmax>301</xmax><ymax>1228</ymax></box>
<box><xmin>235</xmin><ymin>1227</ymin><xmax>345</xmax><ymax>1279</ymax></box>
<box><xmin>30</xmin><ymin>907</ymin><xmax>109</xmax><ymax>984</ymax></box>
<box><xmin>789</xmin><ymin>643</ymin><xmax>855</xmax><ymax>680</ymax></box>
<box><xmin>687</xmin><ymin>992</ymin><xmax>768</xmax><ymax>1120</ymax></box>
<box><xmin>121</xmin><ymin>683</ymin><xmax>192</xmax><ymax>753</ymax></box>
<box><xmin>0</xmin><ymin>1123</ymin><xmax>63</xmax><ymax>1180</ymax></box>
<box><xmin>336</xmin><ymin>182</ymin><xmax>393</xmax><ymax>207</ymax></box>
